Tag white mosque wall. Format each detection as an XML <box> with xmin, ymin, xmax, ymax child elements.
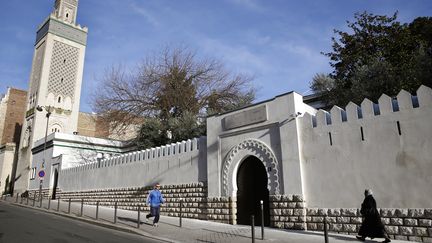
<box><xmin>298</xmin><ymin>85</ymin><xmax>432</xmax><ymax>209</ymax></box>
<box><xmin>59</xmin><ymin>137</ymin><xmax>207</xmax><ymax>191</ymax></box>
<box><xmin>29</xmin><ymin>133</ymin><xmax>128</xmax><ymax>190</ymax></box>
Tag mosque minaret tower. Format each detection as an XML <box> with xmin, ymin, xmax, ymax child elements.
<box><xmin>14</xmin><ymin>0</ymin><xmax>87</xmax><ymax>193</ymax></box>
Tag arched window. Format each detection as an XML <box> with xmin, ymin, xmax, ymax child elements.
<box><xmin>58</xmin><ymin>97</ymin><xmax>61</xmax><ymax>103</ymax></box>
<box><xmin>51</xmin><ymin>124</ymin><xmax>62</xmax><ymax>134</ymax></box>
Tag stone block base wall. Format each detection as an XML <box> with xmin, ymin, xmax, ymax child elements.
<box><xmin>307</xmin><ymin>208</ymin><xmax>360</xmax><ymax>233</ymax></box>
<box><xmin>270</xmin><ymin>194</ymin><xmax>306</xmax><ymax>230</ymax></box>
<box><xmin>57</xmin><ymin>182</ymin><xmax>208</xmax><ymax>220</ymax></box>
<box><xmin>27</xmin><ymin>188</ymin><xmax>61</xmax><ymax>200</ymax></box>
<box><xmin>307</xmin><ymin>208</ymin><xmax>432</xmax><ymax>242</ymax></box>
<box><xmin>206</xmin><ymin>197</ymin><xmax>232</xmax><ymax>224</ymax></box>
<box><xmin>263</xmin><ymin>195</ymin><xmax>432</xmax><ymax>242</ymax></box>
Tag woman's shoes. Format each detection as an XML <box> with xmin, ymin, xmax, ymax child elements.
<box><xmin>356</xmin><ymin>235</ymin><xmax>366</xmax><ymax>241</ymax></box>
<box><xmin>355</xmin><ymin>235</ymin><xmax>390</xmax><ymax>242</ymax></box>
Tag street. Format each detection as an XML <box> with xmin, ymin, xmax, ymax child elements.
<box><xmin>0</xmin><ymin>201</ymin><xmax>166</xmax><ymax>243</ymax></box>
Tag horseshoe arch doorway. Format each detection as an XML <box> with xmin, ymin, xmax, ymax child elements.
<box><xmin>236</xmin><ymin>155</ymin><xmax>270</xmax><ymax>226</ymax></box>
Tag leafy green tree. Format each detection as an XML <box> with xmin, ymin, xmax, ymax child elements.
<box><xmin>134</xmin><ymin>118</ymin><xmax>166</xmax><ymax>150</ymax></box>
<box><xmin>168</xmin><ymin>111</ymin><xmax>206</xmax><ymax>143</ymax></box>
<box><xmin>311</xmin><ymin>12</ymin><xmax>432</xmax><ymax>107</ymax></box>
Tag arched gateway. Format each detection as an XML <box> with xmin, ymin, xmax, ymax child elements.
<box><xmin>237</xmin><ymin>155</ymin><xmax>270</xmax><ymax>225</ymax></box>
<box><xmin>221</xmin><ymin>139</ymin><xmax>280</xmax><ymax>225</ymax></box>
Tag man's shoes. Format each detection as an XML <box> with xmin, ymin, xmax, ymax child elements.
<box><xmin>153</xmin><ymin>223</ymin><xmax>158</xmax><ymax>227</ymax></box>
<box><xmin>356</xmin><ymin>235</ymin><xmax>365</xmax><ymax>241</ymax></box>
<box><xmin>382</xmin><ymin>238</ymin><xmax>391</xmax><ymax>243</ymax></box>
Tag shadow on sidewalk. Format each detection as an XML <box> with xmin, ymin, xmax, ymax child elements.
<box><xmin>329</xmin><ymin>235</ymin><xmax>359</xmax><ymax>242</ymax></box>
<box><xmin>199</xmin><ymin>228</ymin><xmax>252</xmax><ymax>240</ymax></box>
<box><xmin>274</xmin><ymin>228</ymin><xmax>359</xmax><ymax>242</ymax></box>
<box><xmin>118</xmin><ymin>216</ymin><xmax>141</xmax><ymax>225</ymax></box>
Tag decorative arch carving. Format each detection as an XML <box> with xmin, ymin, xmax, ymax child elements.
<box><xmin>222</xmin><ymin>139</ymin><xmax>281</xmax><ymax>197</ymax></box>
<box><xmin>49</xmin><ymin>120</ymin><xmax>64</xmax><ymax>134</ymax></box>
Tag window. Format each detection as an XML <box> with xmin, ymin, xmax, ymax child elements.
<box><xmin>397</xmin><ymin>121</ymin><xmax>402</xmax><ymax>135</ymax></box>
<box><xmin>58</xmin><ymin>97</ymin><xmax>61</xmax><ymax>103</ymax></box>
<box><xmin>30</xmin><ymin>167</ymin><xmax>37</xmax><ymax>180</ymax></box>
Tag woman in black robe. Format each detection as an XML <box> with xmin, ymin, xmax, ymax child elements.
<box><xmin>356</xmin><ymin>189</ymin><xmax>391</xmax><ymax>243</ymax></box>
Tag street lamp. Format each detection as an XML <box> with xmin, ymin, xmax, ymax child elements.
<box><xmin>36</xmin><ymin>105</ymin><xmax>52</xmax><ymax>200</ymax></box>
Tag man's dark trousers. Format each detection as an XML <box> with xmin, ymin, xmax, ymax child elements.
<box><xmin>146</xmin><ymin>206</ymin><xmax>160</xmax><ymax>223</ymax></box>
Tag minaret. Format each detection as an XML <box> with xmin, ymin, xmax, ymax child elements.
<box><xmin>14</xmin><ymin>0</ymin><xmax>88</xmax><ymax>193</ymax></box>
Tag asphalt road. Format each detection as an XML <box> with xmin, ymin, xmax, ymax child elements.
<box><xmin>0</xmin><ymin>201</ymin><xmax>166</xmax><ymax>243</ymax></box>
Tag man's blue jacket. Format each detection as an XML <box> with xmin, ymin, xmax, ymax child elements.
<box><xmin>146</xmin><ymin>189</ymin><xmax>164</xmax><ymax>207</ymax></box>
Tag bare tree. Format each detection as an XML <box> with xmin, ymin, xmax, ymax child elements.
<box><xmin>92</xmin><ymin>46</ymin><xmax>255</xmax><ymax>143</ymax></box>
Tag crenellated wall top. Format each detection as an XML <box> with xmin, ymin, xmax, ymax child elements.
<box><xmin>301</xmin><ymin>85</ymin><xmax>432</xmax><ymax>128</ymax></box>
<box><xmin>61</xmin><ymin>137</ymin><xmax>204</xmax><ymax>173</ymax></box>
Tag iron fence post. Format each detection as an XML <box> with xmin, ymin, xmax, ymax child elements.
<box><xmin>251</xmin><ymin>215</ymin><xmax>255</xmax><ymax>243</ymax></box>
<box><xmin>137</xmin><ymin>206</ymin><xmax>141</xmax><ymax>228</ymax></box>
<box><xmin>68</xmin><ymin>198</ymin><xmax>71</xmax><ymax>214</ymax></box>
<box><xmin>96</xmin><ymin>201</ymin><xmax>99</xmax><ymax>220</ymax></box>
<box><xmin>324</xmin><ymin>215</ymin><xmax>329</xmax><ymax>243</ymax></box>
<box><xmin>260</xmin><ymin>200</ymin><xmax>264</xmax><ymax>240</ymax></box>
<box><xmin>114</xmin><ymin>201</ymin><xmax>117</xmax><ymax>224</ymax></box>
<box><xmin>80</xmin><ymin>198</ymin><xmax>84</xmax><ymax>216</ymax></box>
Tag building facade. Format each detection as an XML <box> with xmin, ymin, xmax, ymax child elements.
<box><xmin>31</xmin><ymin>85</ymin><xmax>432</xmax><ymax>242</ymax></box>
<box><xmin>2</xmin><ymin>1</ymin><xmax>431</xmax><ymax>242</ymax></box>
<box><xmin>0</xmin><ymin>88</ymin><xmax>27</xmax><ymax>194</ymax></box>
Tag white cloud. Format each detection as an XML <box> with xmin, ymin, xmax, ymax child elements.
<box><xmin>129</xmin><ymin>3</ymin><xmax>159</xmax><ymax>26</ymax></box>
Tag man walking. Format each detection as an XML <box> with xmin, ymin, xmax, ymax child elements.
<box><xmin>146</xmin><ymin>183</ymin><xmax>164</xmax><ymax>227</ymax></box>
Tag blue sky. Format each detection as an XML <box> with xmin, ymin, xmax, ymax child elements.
<box><xmin>1</xmin><ymin>0</ymin><xmax>431</xmax><ymax>112</ymax></box>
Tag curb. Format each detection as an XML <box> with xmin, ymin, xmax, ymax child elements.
<box><xmin>6</xmin><ymin>200</ymin><xmax>178</xmax><ymax>243</ymax></box>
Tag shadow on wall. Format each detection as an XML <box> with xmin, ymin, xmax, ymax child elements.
<box><xmin>13</xmin><ymin>123</ymin><xmax>22</xmax><ymax>145</ymax></box>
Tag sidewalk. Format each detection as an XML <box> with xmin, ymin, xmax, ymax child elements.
<box><xmin>1</xmin><ymin>195</ymin><xmax>410</xmax><ymax>243</ymax></box>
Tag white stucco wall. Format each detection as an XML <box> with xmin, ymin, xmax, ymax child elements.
<box><xmin>0</xmin><ymin>144</ymin><xmax>15</xmax><ymax>194</ymax></box>
<box><xmin>298</xmin><ymin>86</ymin><xmax>432</xmax><ymax>208</ymax></box>
<box><xmin>206</xmin><ymin>92</ymin><xmax>313</xmax><ymax>198</ymax></box>
<box><xmin>58</xmin><ymin>137</ymin><xmax>207</xmax><ymax>191</ymax></box>
<box><xmin>0</xmin><ymin>91</ymin><xmax>9</xmax><ymax>142</ymax></box>
<box><xmin>29</xmin><ymin>133</ymin><xmax>129</xmax><ymax>190</ymax></box>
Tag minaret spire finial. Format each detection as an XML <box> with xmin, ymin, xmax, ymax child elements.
<box><xmin>53</xmin><ymin>0</ymin><xmax>79</xmax><ymax>24</ymax></box>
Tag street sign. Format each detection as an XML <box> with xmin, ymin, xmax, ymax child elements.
<box><xmin>38</xmin><ymin>170</ymin><xmax>45</xmax><ymax>179</ymax></box>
